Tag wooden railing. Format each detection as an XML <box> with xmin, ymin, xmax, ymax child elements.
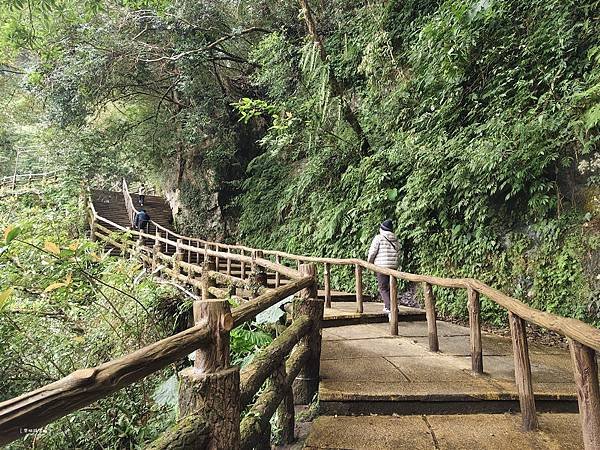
<box><xmin>0</xmin><ymin>171</ymin><xmax>61</xmax><ymax>189</ymax></box>
<box><xmin>118</xmin><ymin>180</ymin><xmax>600</xmax><ymax>448</ymax></box>
<box><xmin>4</xmin><ymin>182</ymin><xmax>598</xmax><ymax>447</ymax></box>
<box><xmin>0</xmin><ymin>196</ymin><xmax>323</xmax><ymax>448</ymax></box>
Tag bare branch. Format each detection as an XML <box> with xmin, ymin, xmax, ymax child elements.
<box><xmin>141</xmin><ymin>27</ymin><xmax>271</xmax><ymax>63</ymax></box>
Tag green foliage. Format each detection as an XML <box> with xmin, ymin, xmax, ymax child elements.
<box><xmin>234</xmin><ymin>0</ymin><xmax>600</xmax><ymax>325</ymax></box>
<box><xmin>230</xmin><ymin>324</ymin><xmax>273</xmax><ymax>366</ymax></box>
<box><xmin>0</xmin><ymin>181</ymin><xmax>182</xmax><ymax>448</ymax></box>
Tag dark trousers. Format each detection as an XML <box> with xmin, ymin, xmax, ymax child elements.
<box><xmin>134</xmin><ymin>220</ymin><xmax>149</xmax><ymax>232</ymax></box>
<box><xmin>139</xmin><ymin>195</ymin><xmax>145</xmax><ymax>206</ymax></box>
<box><xmin>376</xmin><ymin>273</ymin><xmax>391</xmax><ymax>309</ymax></box>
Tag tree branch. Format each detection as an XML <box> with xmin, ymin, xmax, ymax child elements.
<box><xmin>141</xmin><ymin>27</ymin><xmax>271</xmax><ymax>63</ymax></box>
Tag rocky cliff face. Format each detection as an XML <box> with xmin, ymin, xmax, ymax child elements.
<box><xmin>165</xmin><ymin>118</ymin><xmax>267</xmax><ymax>241</ymax></box>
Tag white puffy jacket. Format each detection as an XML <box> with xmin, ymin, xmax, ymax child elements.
<box><xmin>367</xmin><ymin>230</ymin><xmax>400</xmax><ymax>269</ymax></box>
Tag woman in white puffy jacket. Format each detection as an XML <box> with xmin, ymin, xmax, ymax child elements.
<box><xmin>367</xmin><ymin>219</ymin><xmax>400</xmax><ymax>313</ymax></box>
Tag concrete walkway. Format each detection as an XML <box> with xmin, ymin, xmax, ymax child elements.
<box><xmin>298</xmin><ymin>314</ymin><xmax>583</xmax><ymax>449</ymax></box>
<box><xmin>323</xmin><ymin>302</ymin><xmax>425</xmax><ymax>327</ymax></box>
<box><xmin>319</xmin><ymin>313</ymin><xmax>577</xmax><ymax>414</ymax></box>
<box><xmin>304</xmin><ymin>413</ymin><xmax>583</xmax><ymax>449</ymax></box>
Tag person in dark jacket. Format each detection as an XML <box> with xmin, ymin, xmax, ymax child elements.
<box><xmin>367</xmin><ymin>219</ymin><xmax>400</xmax><ymax>313</ymax></box>
<box><xmin>138</xmin><ymin>184</ymin><xmax>146</xmax><ymax>207</ymax></box>
<box><xmin>134</xmin><ymin>208</ymin><xmax>151</xmax><ymax>231</ymax></box>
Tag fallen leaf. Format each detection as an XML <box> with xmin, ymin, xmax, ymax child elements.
<box><xmin>44</xmin><ymin>282</ymin><xmax>66</xmax><ymax>293</ymax></box>
<box><xmin>0</xmin><ymin>288</ymin><xmax>14</xmax><ymax>310</ymax></box>
<box><xmin>44</xmin><ymin>241</ymin><xmax>61</xmax><ymax>255</ymax></box>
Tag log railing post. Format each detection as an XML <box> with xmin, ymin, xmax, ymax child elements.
<box><xmin>215</xmin><ymin>245</ymin><xmax>220</xmax><ymax>271</ymax></box>
<box><xmin>423</xmin><ymin>282</ymin><xmax>439</xmax><ymax>352</ymax></box>
<box><xmin>389</xmin><ymin>275</ymin><xmax>398</xmax><ymax>336</ymax></box>
<box><xmin>251</xmin><ymin>250</ymin><xmax>257</xmax><ymax>274</ymax></box>
<box><xmin>90</xmin><ymin>216</ymin><xmax>97</xmax><ymax>242</ymax></box>
<box><xmin>187</xmin><ymin>239</ymin><xmax>192</xmax><ymax>264</ymax></box>
<box><xmin>250</xmin><ymin>251</ymin><xmax>267</xmax><ymax>297</ymax></box>
<box><xmin>136</xmin><ymin>235</ymin><xmax>145</xmax><ymax>267</ymax></box>
<box><xmin>274</xmin><ymin>362</ymin><xmax>295</xmax><ymax>445</ymax></box>
<box><xmin>468</xmin><ymin>287</ymin><xmax>483</xmax><ymax>374</ymax></box>
<box><xmin>292</xmin><ymin>263</ymin><xmax>323</xmax><ymax>404</ymax></box>
<box><xmin>509</xmin><ymin>312</ymin><xmax>538</xmax><ymax>431</ymax></box>
<box><xmin>569</xmin><ymin>339</ymin><xmax>600</xmax><ymax>449</ymax></box>
<box><xmin>226</xmin><ymin>247</ymin><xmax>232</xmax><ymax>276</ymax></box>
<box><xmin>152</xmin><ymin>239</ymin><xmax>161</xmax><ymax>273</ymax></box>
<box><xmin>127</xmin><ymin>231</ymin><xmax>137</xmax><ymax>260</ymax></box>
<box><xmin>354</xmin><ymin>264</ymin><xmax>363</xmax><ymax>314</ymax></box>
<box><xmin>275</xmin><ymin>255</ymin><xmax>281</xmax><ymax>288</ymax></box>
<box><xmin>240</xmin><ymin>250</ymin><xmax>246</xmax><ymax>280</ymax></box>
<box><xmin>179</xmin><ymin>260</ymin><xmax>239</xmax><ymax>449</ymax></box>
<box><xmin>173</xmin><ymin>239</ymin><xmax>183</xmax><ymax>281</ymax></box>
<box><xmin>323</xmin><ymin>262</ymin><xmax>331</xmax><ymax>309</ymax></box>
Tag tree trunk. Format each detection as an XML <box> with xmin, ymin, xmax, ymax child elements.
<box><xmin>297</xmin><ymin>0</ymin><xmax>370</xmax><ymax>156</ymax></box>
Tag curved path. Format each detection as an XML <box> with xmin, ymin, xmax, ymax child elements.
<box><xmin>88</xmin><ymin>184</ymin><xmax>599</xmax><ymax>450</ymax></box>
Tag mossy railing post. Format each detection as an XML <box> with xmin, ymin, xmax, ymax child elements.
<box><xmin>274</xmin><ymin>362</ymin><xmax>295</xmax><ymax>445</ymax></box>
<box><xmin>293</xmin><ymin>263</ymin><xmax>323</xmax><ymax>404</ymax></box>
<box><xmin>250</xmin><ymin>250</ymin><xmax>267</xmax><ymax>297</ymax></box>
<box><xmin>389</xmin><ymin>275</ymin><xmax>398</xmax><ymax>336</ymax></box>
<box><xmin>203</xmin><ymin>242</ymin><xmax>209</xmax><ymax>264</ymax></box>
<box><xmin>324</xmin><ymin>262</ymin><xmax>331</xmax><ymax>308</ymax></box>
<box><xmin>251</xmin><ymin>250</ymin><xmax>257</xmax><ymax>274</ymax></box>
<box><xmin>152</xmin><ymin>230</ymin><xmax>161</xmax><ymax>272</ymax></box>
<box><xmin>173</xmin><ymin>239</ymin><xmax>183</xmax><ymax>281</ymax></box>
<box><xmin>275</xmin><ymin>255</ymin><xmax>281</xmax><ymax>288</ymax></box>
<box><xmin>214</xmin><ymin>245</ymin><xmax>220</xmax><ymax>271</ymax></box>
<box><xmin>90</xmin><ymin>216</ymin><xmax>97</xmax><ymax>242</ymax></box>
<box><xmin>423</xmin><ymin>282</ymin><xmax>439</xmax><ymax>352</ymax></box>
<box><xmin>354</xmin><ymin>264</ymin><xmax>364</xmax><ymax>313</ymax></box>
<box><xmin>569</xmin><ymin>339</ymin><xmax>600</xmax><ymax>449</ymax></box>
<box><xmin>509</xmin><ymin>312</ymin><xmax>538</xmax><ymax>431</ymax></box>
<box><xmin>186</xmin><ymin>239</ymin><xmax>192</xmax><ymax>264</ymax></box>
<box><xmin>468</xmin><ymin>287</ymin><xmax>483</xmax><ymax>374</ymax></box>
<box><xmin>178</xmin><ymin>260</ymin><xmax>240</xmax><ymax>449</ymax></box>
<box><xmin>127</xmin><ymin>231</ymin><xmax>137</xmax><ymax>260</ymax></box>
<box><xmin>136</xmin><ymin>234</ymin><xmax>145</xmax><ymax>268</ymax></box>
<box><xmin>240</xmin><ymin>249</ymin><xmax>246</xmax><ymax>280</ymax></box>
<box><xmin>226</xmin><ymin>247</ymin><xmax>232</xmax><ymax>276</ymax></box>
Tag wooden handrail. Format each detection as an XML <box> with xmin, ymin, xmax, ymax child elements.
<box><xmin>239</xmin><ymin>345</ymin><xmax>310</xmax><ymax>450</ymax></box>
<box><xmin>239</xmin><ymin>315</ymin><xmax>312</xmax><ymax>407</ymax></box>
<box><xmin>3</xmin><ymin>198</ymin><xmax>319</xmax><ymax>446</ymax></box>
<box><xmin>0</xmin><ymin>321</ymin><xmax>212</xmax><ymax>444</ymax></box>
<box><xmin>90</xmin><ymin>181</ymin><xmax>600</xmax><ymax>448</ymax></box>
<box><xmin>0</xmin><ymin>275</ymin><xmax>315</xmax><ymax>445</ymax></box>
<box><xmin>117</xmin><ymin>180</ymin><xmax>600</xmax><ymax>351</ymax></box>
<box><xmin>0</xmin><ymin>171</ymin><xmax>62</xmax><ymax>184</ymax></box>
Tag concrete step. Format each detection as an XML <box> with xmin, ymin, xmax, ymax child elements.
<box><xmin>302</xmin><ymin>414</ymin><xmax>583</xmax><ymax>449</ymax></box>
<box><xmin>318</xmin><ymin>320</ymin><xmax>578</xmax><ymax>417</ymax></box>
<box><xmin>322</xmin><ymin>302</ymin><xmax>424</xmax><ymax>327</ymax></box>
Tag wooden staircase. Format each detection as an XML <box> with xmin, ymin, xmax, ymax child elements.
<box><xmin>91</xmin><ymin>189</ymin><xmax>180</xmax><ymax>257</ymax></box>
<box><xmin>89</xmin><ymin>188</ymin><xmax>406</xmax><ymax>322</ymax></box>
